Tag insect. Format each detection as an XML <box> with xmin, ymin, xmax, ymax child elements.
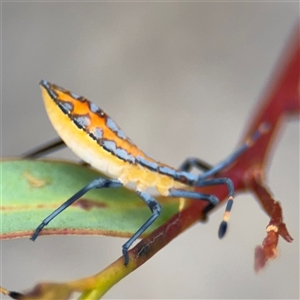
<box><xmin>31</xmin><ymin>80</ymin><xmax>268</xmax><ymax>265</ymax></box>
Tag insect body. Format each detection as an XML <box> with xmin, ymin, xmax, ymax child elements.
<box><xmin>40</xmin><ymin>81</ymin><xmax>188</xmax><ymax>196</ymax></box>
<box><xmin>31</xmin><ymin>80</ymin><xmax>267</xmax><ymax>265</ymax></box>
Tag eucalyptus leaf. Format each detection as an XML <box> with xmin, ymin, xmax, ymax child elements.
<box><xmin>1</xmin><ymin>160</ymin><xmax>179</xmax><ymax>239</ymax></box>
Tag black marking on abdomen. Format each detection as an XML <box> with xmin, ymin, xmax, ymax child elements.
<box><xmin>56</xmin><ymin>100</ymin><xmax>74</xmax><ymax>114</ymax></box>
<box><xmin>158</xmin><ymin>166</ymin><xmax>176</xmax><ymax>177</ymax></box>
<box><xmin>100</xmin><ymin>139</ymin><xmax>135</xmax><ymax>163</ymax></box>
<box><xmin>72</xmin><ymin>114</ymin><xmax>91</xmax><ymax>130</ymax></box>
<box><xmin>136</xmin><ymin>156</ymin><xmax>158</xmax><ymax>171</ymax></box>
<box><xmin>157</xmin><ymin>166</ymin><xmax>197</xmax><ymax>184</ymax></box>
<box><xmin>106</xmin><ymin>117</ymin><xmax>127</xmax><ymax>139</ymax></box>
<box><xmin>89</xmin><ymin>102</ymin><xmax>105</xmax><ymax>117</ymax></box>
<box><xmin>88</xmin><ymin>127</ymin><xmax>103</xmax><ymax>141</ymax></box>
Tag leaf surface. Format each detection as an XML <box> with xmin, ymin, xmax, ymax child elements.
<box><xmin>1</xmin><ymin>160</ymin><xmax>178</xmax><ymax>239</ymax></box>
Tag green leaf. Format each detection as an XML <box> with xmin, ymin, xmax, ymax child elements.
<box><xmin>1</xmin><ymin>160</ymin><xmax>179</xmax><ymax>239</ymax></box>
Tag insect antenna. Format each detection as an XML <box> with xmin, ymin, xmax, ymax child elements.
<box><xmin>21</xmin><ymin>137</ymin><xmax>65</xmax><ymax>159</ymax></box>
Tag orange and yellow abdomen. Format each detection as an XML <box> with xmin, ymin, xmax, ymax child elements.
<box><xmin>40</xmin><ymin>80</ymin><xmax>186</xmax><ymax>194</ymax></box>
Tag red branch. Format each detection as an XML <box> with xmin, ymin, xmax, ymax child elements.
<box><xmin>128</xmin><ymin>23</ymin><xmax>300</xmax><ymax>271</ymax></box>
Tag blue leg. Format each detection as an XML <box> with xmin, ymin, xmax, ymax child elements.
<box><xmin>193</xmin><ymin>123</ymin><xmax>270</xmax><ymax>237</ymax></box>
<box><xmin>196</xmin><ymin>177</ymin><xmax>234</xmax><ymax>197</ymax></box>
<box><xmin>170</xmin><ymin>179</ymin><xmax>233</xmax><ymax>238</ymax></box>
<box><xmin>195</xmin><ymin>177</ymin><xmax>234</xmax><ymax>238</ymax></box>
<box><xmin>122</xmin><ymin>191</ymin><xmax>161</xmax><ymax>265</ymax></box>
<box><xmin>178</xmin><ymin>157</ymin><xmax>212</xmax><ymax>172</ymax></box>
<box><xmin>198</xmin><ymin>122</ymin><xmax>270</xmax><ymax>180</ymax></box>
<box><xmin>169</xmin><ymin>189</ymin><xmax>219</xmax><ymax>206</ymax></box>
<box><xmin>30</xmin><ymin>178</ymin><xmax>123</xmax><ymax>241</ymax></box>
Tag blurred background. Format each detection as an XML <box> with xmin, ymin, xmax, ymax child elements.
<box><xmin>2</xmin><ymin>2</ymin><xmax>299</xmax><ymax>299</ymax></box>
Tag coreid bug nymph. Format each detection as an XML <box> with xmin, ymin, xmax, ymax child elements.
<box><xmin>30</xmin><ymin>80</ymin><xmax>268</xmax><ymax>265</ymax></box>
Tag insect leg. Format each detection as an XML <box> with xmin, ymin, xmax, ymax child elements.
<box><xmin>178</xmin><ymin>157</ymin><xmax>212</xmax><ymax>172</ymax></box>
<box><xmin>122</xmin><ymin>191</ymin><xmax>161</xmax><ymax>266</ymax></box>
<box><xmin>168</xmin><ymin>188</ymin><xmax>219</xmax><ymax>206</ymax></box>
<box><xmin>194</xmin><ymin>123</ymin><xmax>270</xmax><ymax>236</ymax></box>
<box><xmin>195</xmin><ymin>177</ymin><xmax>234</xmax><ymax>238</ymax></box>
<box><xmin>169</xmin><ymin>188</ymin><xmax>219</xmax><ymax>222</ymax></box>
<box><xmin>30</xmin><ymin>178</ymin><xmax>122</xmax><ymax>241</ymax></box>
<box><xmin>198</xmin><ymin>122</ymin><xmax>270</xmax><ymax>180</ymax></box>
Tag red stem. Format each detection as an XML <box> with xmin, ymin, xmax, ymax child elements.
<box><xmin>129</xmin><ymin>22</ymin><xmax>300</xmax><ymax>270</ymax></box>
